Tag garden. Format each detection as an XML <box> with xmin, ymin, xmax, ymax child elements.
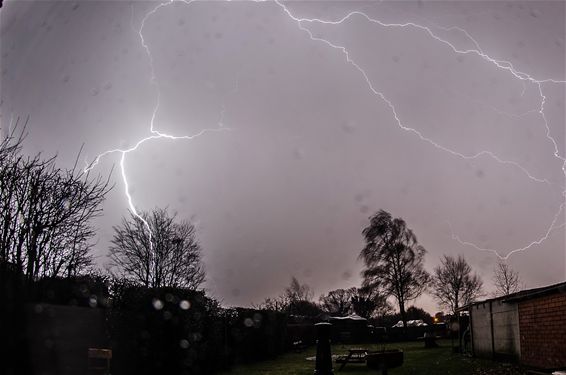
<box><xmin>220</xmin><ymin>340</ymin><xmax>524</xmax><ymax>375</ymax></box>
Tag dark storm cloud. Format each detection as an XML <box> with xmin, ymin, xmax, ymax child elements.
<box><xmin>1</xmin><ymin>0</ymin><xmax>564</xmax><ymax>311</ymax></box>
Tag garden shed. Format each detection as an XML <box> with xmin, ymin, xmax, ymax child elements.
<box><xmin>461</xmin><ymin>281</ymin><xmax>566</xmax><ymax>371</ymax></box>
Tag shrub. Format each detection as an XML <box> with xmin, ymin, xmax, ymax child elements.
<box><xmin>108</xmin><ymin>284</ymin><xmax>289</xmax><ymax>374</ymax></box>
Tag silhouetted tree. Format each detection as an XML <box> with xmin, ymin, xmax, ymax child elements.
<box><xmin>0</xmin><ymin>122</ymin><xmax>112</xmax><ymax>281</ymax></box>
<box><xmin>288</xmin><ymin>300</ymin><xmax>322</xmax><ymax>316</ymax></box>
<box><xmin>109</xmin><ymin>207</ymin><xmax>205</xmax><ymax>289</ymax></box>
<box><xmin>360</xmin><ymin>210</ymin><xmax>430</xmax><ymax>328</ymax></box>
<box><xmin>380</xmin><ymin>306</ymin><xmax>433</xmax><ymax>327</ymax></box>
<box><xmin>284</xmin><ymin>276</ymin><xmax>313</xmax><ymax>302</ymax></box>
<box><xmin>431</xmin><ymin>255</ymin><xmax>483</xmax><ymax>314</ymax></box>
<box><xmin>319</xmin><ymin>287</ymin><xmax>356</xmax><ymax>316</ymax></box>
<box><xmin>253</xmin><ymin>295</ymin><xmax>289</xmax><ymax>312</ymax></box>
<box><xmin>283</xmin><ymin>277</ymin><xmax>321</xmax><ymax>316</ymax></box>
<box><xmin>405</xmin><ymin>306</ymin><xmax>433</xmax><ymax>325</ymax></box>
<box><xmin>350</xmin><ymin>287</ymin><xmax>391</xmax><ymax>320</ymax></box>
<box><xmin>493</xmin><ymin>261</ymin><xmax>521</xmax><ymax>297</ymax></box>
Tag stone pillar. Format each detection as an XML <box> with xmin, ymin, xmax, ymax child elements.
<box><xmin>314</xmin><ymin>322</ymin><xmax>333</xmax><ymax>375</ymax></box>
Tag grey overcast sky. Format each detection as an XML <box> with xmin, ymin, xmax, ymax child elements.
<box><xmin>1</xmin><ymin>0</ymin><xmax>565</xmax><ymax>313</ymax></box>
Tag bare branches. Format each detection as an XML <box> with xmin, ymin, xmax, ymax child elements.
<box><xmin>430</xmin><ymin>255</ymin><xmax>484</xmax><ymax>314</ymax></box>
<box><xmin>285</xmin><ymin>276</ymin><xmax>313</xmax><ymax>302</ymax></box>
<box><xmin>493</xmin><ymin>261</ymin><xmax>521</xmax><ymax>297</ymax></box>
<box><xmin>108</xmin><ymin>207</ymin><xmax>205</xmax><ymax>289</ymax></box>
<box><xmin>0</xmin><ymin>119</ymin><xmax>112</xmax><ymax>280</ymax></box>
<box><xmin>319</xmin><ymin>287</ymin><xmax>356</xmax><ymax>316</ymax></box>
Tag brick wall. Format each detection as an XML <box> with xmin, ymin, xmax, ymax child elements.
<box><xmin>518</xmin><ymin>293</ymin><xmax>566</xmax><ymax>369</ymax></box>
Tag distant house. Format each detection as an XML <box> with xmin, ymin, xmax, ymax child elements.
<box><xmin>460</xmin><ymin>281</ymin><xmax>566</xmax><ymax>371</ymax></box>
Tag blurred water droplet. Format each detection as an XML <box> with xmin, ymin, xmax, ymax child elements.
<box><xmin>529</xmin><ymin>8</ymin><xmax>540</xmax><ymax>17</ymax></box>
<box><xmin>341</xmin><ymin>121</ymin><xmax>356</xmax><ymax>134</ymax></box>
<box><xmin>293</xmin><ymin>148</ymin><xmax>304</xmax><ymax>160</ymax></box>
<box><xmin>179</xmin><ymin>339</ymin><xmax>189</xmax><ymax>349</ymax></box>
<box><xmin>244</xmin><ymin>318</ymin><xmax>254</xmax><ymax>327</ymax></box>
<box><xmin>152</xmin><ymin>298</ymin><xmax>163</xmax><ymax>310</ymax></box>
<box><xmin>179</xmin><ymin>300</ymin><xmax>191</xmax><ymax>310</ymax></box>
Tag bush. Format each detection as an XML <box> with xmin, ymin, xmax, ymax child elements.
<box><xmin>109</xmin><ymin>286</ymin><xmax>224</xmax><ymax>375</ymax></box>
<box><xmin>225</xmin><ymin>308</ymin><xmax>287</xmax><ymax>363</ymax></box>
<box><xmin>108</xmin><ymin>285</ymin><xmax>289</xmax><ymax>374</ymax></box>
<box><xmin>31</xmin><ymin>273</ymin><xmax>110</xmax><ymax>307</ymax></box>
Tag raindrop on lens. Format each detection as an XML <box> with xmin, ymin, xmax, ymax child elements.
<box><xmin>152</xmin><ymin>298</ymin><xmax>163</xmax><ymax>310</ymax></box>
<box><xmin>179</xmin><ymin>300</ymin><xmax>191</xmax><ymax>310</ymax></box>
<box><xmin>179</xmin><ymin>339</ymin><xmax>189</xmax><ymax>349</ymax></box>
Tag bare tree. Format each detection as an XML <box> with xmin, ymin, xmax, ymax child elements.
<box><xmin>109</xmin><ymin>207</ymin><xmax>205</xmax><ymax>289</ymax></box>
<box><xmin>283</xmin><ymin>277</ymin><xmax>322</xmax><ymax>316</ymax></box>
<box><xmin>493</xmin><ymin>261</ymin><xmax>521</xmax><ymax>297</ymax></box>
<box><xmin>0</xmin><ymin>122</ymin><xmax>112</xmax><ymax>281</ymax></box>
<box><xmin>253</xmin><ymin>295</ymin><xmax>289</xmax><ymax>312</ymax></box>
<box><xmin>430</xmin><ymin>255</ymin><xmax>484</xmax><ymax>314</ymax></box>
<box><xmin>360</xmin><ymin>210</ymin><xmax>430</xmax><ymax>328</ymax></box>
<box><xmin>284</xmin><ymin>276</ymin><xmax>313</xmax><ymax>302</ymax></box>
<box><xmin>319</xmin><ymin>287</ymin><xmax>356</xmax><ymax>316</ymax></box>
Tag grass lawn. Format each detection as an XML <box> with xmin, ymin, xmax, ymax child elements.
<box><xmin>219</xmin><ymin>340</ymin><xmax>522</xmax><ymax>375</ymax></box>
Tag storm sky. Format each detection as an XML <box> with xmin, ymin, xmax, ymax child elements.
<box><xmin>1</xmin><ymin>0</ymin><xmax>565</xmax><ymax>313</ymax></box>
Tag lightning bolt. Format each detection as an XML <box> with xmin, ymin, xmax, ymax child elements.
<box><xmin>84</xmin><ymin>0</ymin><xmax>228</xmax><ymax>284</ymax></box>
<box><xmin>87</xmin><ymin>0</ymin><xmax>565</xmax><ymax>268</ymax></box>
<box><xmin>273</xmin><ymin>1</ymin><xmax>566</xmax><ymax>259</ymax></box>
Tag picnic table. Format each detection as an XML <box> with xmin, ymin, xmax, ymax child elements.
<box><xmin>336</xmin><ymin>348</ymin><xmax>368</xmax><ymax>370</ymax></box>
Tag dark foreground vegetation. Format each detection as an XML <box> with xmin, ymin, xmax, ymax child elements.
<box><xmin>3</xmin><ymin>272</ymin><xmax>291</xmax><ymax>375</ymax></box>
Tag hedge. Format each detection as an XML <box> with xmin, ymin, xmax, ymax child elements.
<box><xmin>108</xmin><ymin>285</ymin><xmax>288</xmax><ymax>375</ymax></box>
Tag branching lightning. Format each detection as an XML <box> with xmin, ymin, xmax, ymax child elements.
<box><xmin>87</xmin><ymin>0</ymin><xmax>565</xmax><ymax>268</ymax></box>
<box><xmin>273</xmin><ymin>1</ymin><xmax>566</xmax><ymax>260</ymax></box>
<box><xmin>84</xmin><ymin>0</ymin><xmax>228</xmax><ymax>282</ymax></box>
